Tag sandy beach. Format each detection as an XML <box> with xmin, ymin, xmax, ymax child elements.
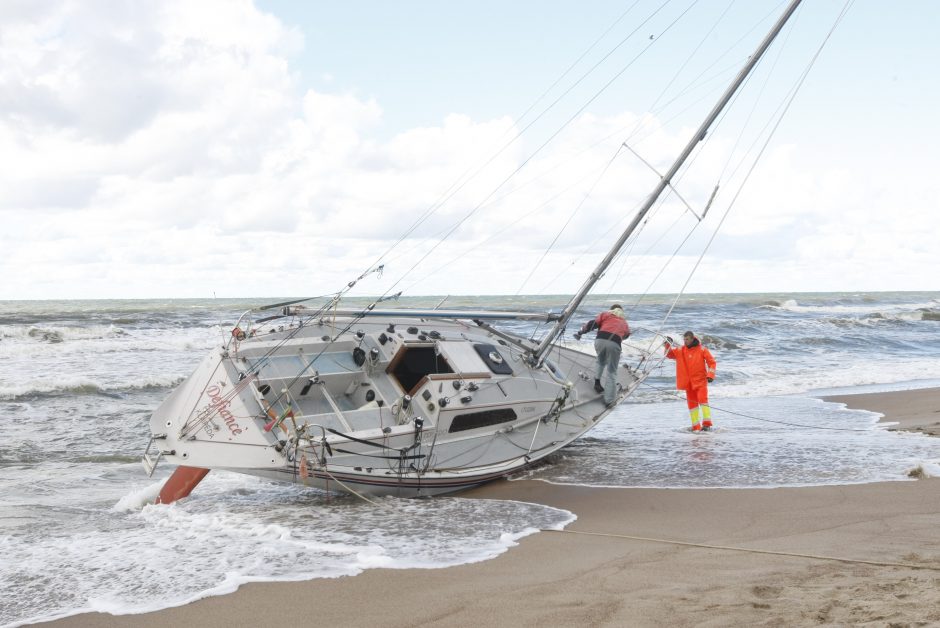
<box><xmin>827</xmin><ymin>387</ymin><xmax>940</xmax><ymax>437</ymax></box>
<box><xmin>41</xmin><ymin>387</ymin><xmax>940</xmax><ymax>628</ymax></box>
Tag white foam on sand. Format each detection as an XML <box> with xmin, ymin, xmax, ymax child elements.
<box><xmin>0</xmin><ymin>472</ymin><xmax>574</xmax><ymax>627</ymax></box>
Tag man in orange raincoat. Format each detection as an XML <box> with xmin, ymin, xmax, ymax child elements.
<box><xmin>663</xmin><ymin>331</ymin><xmax>717</xmax><ymax>431</ymax></box>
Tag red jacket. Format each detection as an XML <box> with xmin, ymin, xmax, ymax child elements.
<box><xmin>665</xmin><ymin>339</ymin><xmax>716</xmax><ymax>390</ymax></box>
<box><xmin>581</xmin><ymin>310</ymin><xmax>630</xmax><ymax>344</ymax></box>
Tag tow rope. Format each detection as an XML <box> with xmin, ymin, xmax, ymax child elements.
<box><xmin>639</xmin><ymin>382</ymin><xmax>874</xmax><ymax>432</ymax></box>
<box><xmin>540</xmin><ymin>528</ymin><xmax>940</xmax><ymax>571</ymax></box>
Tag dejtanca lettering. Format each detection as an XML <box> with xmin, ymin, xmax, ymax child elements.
<box><xmin>206</xmin><ymin>383</ymin><xmax>243</xmax><ymax>436</ymax></box>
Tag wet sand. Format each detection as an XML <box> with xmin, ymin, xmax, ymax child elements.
<box><xmin>826</xmin><ymin>386</ymin><xmax>940</xmax><ymax>437</ymax></box>
<box><xmin>42</xmin><ymin>387</ymin><xmax>940</xmax><ymax>627</ymax></box>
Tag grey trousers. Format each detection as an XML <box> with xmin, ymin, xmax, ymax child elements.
<box><xmin>594</xmin><ymin>338</ymin><xmax>621</xmax><ymax>404</ymax></box>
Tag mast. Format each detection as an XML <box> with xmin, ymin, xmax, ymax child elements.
<box><xmin>533</xmin><ymin>0</ymin><xmax>803</xmax><ymax>361</ymax></box>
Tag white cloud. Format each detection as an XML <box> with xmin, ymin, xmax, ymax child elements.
<box><xmin>0</xmin><ymin>1</ymin><xmax>937</xmax><ymax>300</ymax></box>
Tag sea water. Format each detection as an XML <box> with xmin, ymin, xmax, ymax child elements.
<box><xmin>1</xmin><ymin>292</ymin><xmax>939</xmax><ymax>626</ymax></box>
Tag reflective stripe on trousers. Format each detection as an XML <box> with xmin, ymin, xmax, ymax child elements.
<box><xmin>685</xmin><ymin>386</ymin><xmax>711</xmax><ymax>427</ymax></box>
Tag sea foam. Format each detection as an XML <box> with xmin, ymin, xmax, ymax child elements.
<box><xmin>1</xmin><ymin>472</ymin><xmax>573</xmax><ymax>628</ymax></box>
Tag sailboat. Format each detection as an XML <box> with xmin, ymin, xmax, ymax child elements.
<box><xmin>143</xmin><ymin>0</ymin><xmax>808</xmax><ymax>502</ymax></box>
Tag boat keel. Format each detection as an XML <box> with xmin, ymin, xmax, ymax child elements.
<box><xmin>156</xmin><ymin>466</ymin><xmax>210</xmax><ymax>505</ymax></box>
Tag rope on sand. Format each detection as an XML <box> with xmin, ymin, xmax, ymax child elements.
<box><xmin>541</xmin><ymin>528</ymin><xmax>940</xmax><ymax>572</ymax></box>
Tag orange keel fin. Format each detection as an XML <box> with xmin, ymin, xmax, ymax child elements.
<box><xmin>155</xmin><ymin>466</ymin><xmax>210</xmax><ymax>505</ymax></box>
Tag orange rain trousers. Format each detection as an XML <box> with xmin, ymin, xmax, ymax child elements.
<box><xmin>684</xmin><ymin>385</ymin><xmax>708</xmax><ymax>409</ymax></box>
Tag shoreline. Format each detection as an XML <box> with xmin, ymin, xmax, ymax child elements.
<box><xmin>824</xmin><ymin>386</ymin><xmax>940</xmax><ymax>437</ymax></box>
<box><xmin>38</xmin><ymin>387</ymin><xmax>940</xmax><ymax>627</ymax></box>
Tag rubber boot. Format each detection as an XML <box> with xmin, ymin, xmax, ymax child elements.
<box><xmin>701</xmin><ymin>405</ymin><xmax>713</xmax><ymax>430</ymax></box>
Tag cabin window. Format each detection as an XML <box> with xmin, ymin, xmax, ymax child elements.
<box><xmin>448</xmin><ymin>407</ymin><xmax>518</xmax><ymax>433</ymax></box>
<box><xmin>389</xmin><ymin>345</ymin><xmax>454</xmax><ymax>393</ymax></box>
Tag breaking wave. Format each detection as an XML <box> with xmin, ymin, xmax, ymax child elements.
<box><xmin>0</xmin><ymin>374</ymin><xmax>187</xmax><ymax>401</ymax></box>
<box><xmin>763</xmin><ymin>298</ymin><xmax>940</xmax><ymax>317</ymax></box>
<box><xmin>919</xmin><ymin>309</ymin><xmax>940</xmax><ymax>321</ymax></box>
<box><xmin>0</xmin><ymin>327</ymin><xmax>217</xmax><ymax>361</ymax></box>
<box><xmin>1</xmin><ymin>324</ymin><xmax>129</xmax><ymax>344</ymax></box>
<box><xmin>73</xmin><ymin>454</ymin><xmax>144</xmax><ymax>465</ymax></box>
<box><xmin>697</xmin><ymin>333</ymin><xmax>741</xmax><ymax>350</ymax></box>
<box><xmin>747</xmin><ymin>306</ymin><xmax>936</xmax><ymax>328</ymax></box>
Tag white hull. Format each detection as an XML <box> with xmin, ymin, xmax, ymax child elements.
<box><xmin>145</xmin><ymin>313</ymin><xmax>649</xmax><ymax>498</ymax></box>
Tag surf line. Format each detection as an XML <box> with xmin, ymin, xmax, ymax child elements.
<box><xmin>639</xmin><ymin>382</ymin><xmax>872</xmax><ymax>433</ymax></box>
<box><xmin>541</xmin><ymin>529</ymin><xmax>940</xmax><ymax>572</ymax></box>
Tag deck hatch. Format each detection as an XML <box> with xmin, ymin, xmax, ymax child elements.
<box><xmin>473</xmin><ymin>344</ymin><xmax>513</xmax><ymax>375</ymax></box>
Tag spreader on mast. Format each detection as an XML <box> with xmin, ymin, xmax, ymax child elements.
<box><xmin>532</xmin><ymin>0</ymin><xmax>804</xmax><ymax>362</ymax></box>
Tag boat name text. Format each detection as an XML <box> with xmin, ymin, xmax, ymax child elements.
<box><xmin>206</xmin><ymin>383</ymin><xmax>244</xmax><ymax>436</ymax></box>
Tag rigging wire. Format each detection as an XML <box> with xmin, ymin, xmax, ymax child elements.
<box><xmin>531</xmin><ymin>61</ymin><xmax>765</xmax><ymax>299</ymax></box>
<box><xmin>475</xmin><ymin>49</ymin><xmax>745</xmax><ymax>225</ymax></box>
<box><xmin>592</xmin><ymin>3</ymin><xmax>808</xmax><ymax>309</ymax></box>
<box><xmin>293</xmin><ymin>3</ymin><xmax>783</xmax><ymax>313</ymax></box>
<box><xmin>195</xmin><ymin>2</ymin><xmax>850</xmax><ymax>434</ymax></box>
<box><xmin>392</xmin><ymin>7</ymin><xmax>779</xmax><ymax>292</ymax></box>
<box><xmin>716</xmin><ymin>1</ymin><xmax>804</xmax><ymax>184</ymax></box>
<box><xmin>527</xmin><ymin>31</ymin><xmax>757</xmax><ymax>297</ymax></box>
<box><xmin>515</xmin><ymin>144</ymin><xmax>628</xmax><ymax>295</ymax></box>
<box><xmin>626</xmin><ymin>0</ymin><xmax>788</xmax><ymax>148</ymax></box>
<box><xmin>620</xmin><ymin>213</ymin><xmax>703</xmax><ymax>313</ymax></box>
<box><xmin>372</xmin><ymin>1</ymin><xmax>699</xmax><ymax>303</ymax></box>
<box><xmin>513</xmin><ymin>0</ymin><xmax>646</xmax><ymax>126</ymax></box>
<box><xmin>653</xmin><ymin>0</ymin><xmax>855</xmax><ymax>345</ymax></box>
<box><xmin>532</xmin><ymin>2</ymin><xmax>841</xmax><ymax>354</ymax></box>
<box><xmin>594</xmin><ymin>18</ymin><xmax>801</xmax><ymax>306</ymax></box>
<box><xmin>513</xmin><ymin>0</ymin><xmax>732</xmax><ymax>295</ymax></box>
<box><xmin>398</xmin><ymin>165</ymin><xmax>606</xmax><ymax>292</ymax></box>
<box><xmin>366</xmin><ymin>2</ymin><xmax>676</xmax><ymax>275</ymax></box>
<box><xmin>639</xmin><ymin>382</ymin><xmax>873</xmax><ymax>432</ymax></box>
<box><xmin>595</xmin><ymin>74</ymin><xmax>763</xmax><ymax>303</ymax></box>
<box><xmin>497</xmin><ymin>1</ymin><xmax>704</xmax><ymax>295</ymax></box>
<box><xmin>353</xmin><ymin>0</ymin><xmax>672</xmax><ymax>284</ymax></box>
<box><xmin>178</xmin><ymin>262</ymin><xmax>392</xmax><ymax>437</ymax></box>
<box><xmin>600</xmin><ymin>4</ymin><xmax>796</xmax><ymax>299</ymax></box>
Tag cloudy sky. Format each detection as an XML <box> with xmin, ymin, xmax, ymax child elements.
<box><xmin>2</xmin><ymin>0</ymin><xmax>937</xmax><ymax>300</ymax></box>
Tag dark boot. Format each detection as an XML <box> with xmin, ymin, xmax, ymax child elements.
<box><xmin>593</xmin><ymin>379</ymin><xmax>604</xmax><ymax>393</ymax></box>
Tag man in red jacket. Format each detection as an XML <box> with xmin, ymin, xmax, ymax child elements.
<box><xmin>574</xmin><ymin>304</ymin><xmax>630</xmax><ymax>407</ymax></box>
<box><xmin>663</xmin><ymin>331</ymin><xmax>717</xmax><ymax>431</ymax></box>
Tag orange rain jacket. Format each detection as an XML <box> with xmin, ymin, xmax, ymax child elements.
<box><xmin>665</xmin><ymin>339</ymin><xmax>716</xmax><ymax>390</ymax></box>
